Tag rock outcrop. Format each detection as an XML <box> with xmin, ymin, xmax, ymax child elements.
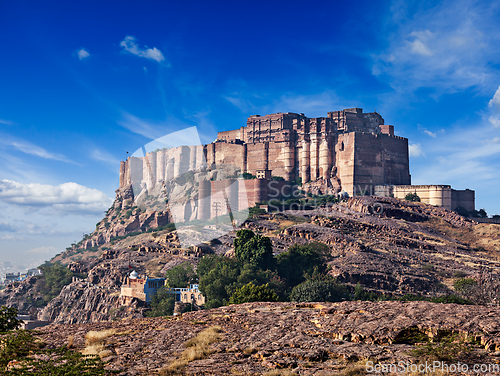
<box><xmin>38</xmin><ymin>280</ymin><xmax>146</xmax><ymax>324</ymax></box>
<box><xmin>34</xmin><ymin>301</ymin><xmax>500</xmax><ymax>375</ymax></box>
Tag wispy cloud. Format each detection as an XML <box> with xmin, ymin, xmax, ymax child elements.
<box><xmin>27</xmin><ymin>246</ymin><xmax>57</xmax><ymax>254</ymax></box>
<box><xmin>118</xmin><ymin>112</ymin><xmax>212</xmax><ymax>143</ymax></box>
<box><xmin>0</xmin><ymin>180</ymin><xmax>112</xmax><ymax>214</ymax></box>
<box><xmin>0</xmin><ymin>234</ymin><xmax>24</xmax><ymax>241</ymax></box>
<box><xmin>423</xmin><ymin>130</ymin><xmax>437</xmax><ymax>138</ymax></box>
<box><xmin>120</xmin><ymin>36</ymin><xmax>165</xmax><ymax>63</ymax></box>
<box><xmin>489</xmin><ymin>85</ymin><xmax>500</xmax><ymax>111</ymax></box>
<box><xmin>77</xmin><ymin>48</ymin><xmax>90</xmax><ymax>60</ymax></box>
<box><xmin>0</xmin><ymin>119</ymin><xmax>15</xmax><ymax>126</ymax></box>
<box><xmin>225</xmin><ymin>90</ymin><xmax>348</xmax><ymax>118</ymax></box>
<box><xmin>90</xmin><ymin>148</ymin><xmax>120</xmax><ymax>167</ymax></box>
<box><xmin>0</xmin><ymin>135</ymin><xmax>74</xmax><ymax>163</ymax></box>
<box><xmin>373</xmin><ymin>0</ymin><xmax>500</xmax><ymax>93</ymax></box>
<box><xmin>409</xmin><ymin>143</ymin><xmax>423</xmax><ymax>157</ymax></box>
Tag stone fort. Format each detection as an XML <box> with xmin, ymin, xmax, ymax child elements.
<box><xmin>119</xmin><ymin>108</ymin><xmax>474</xmax><ymax>218</ymax></box>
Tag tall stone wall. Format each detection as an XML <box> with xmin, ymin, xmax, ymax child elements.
<box><xmin>335</xmin><ymin>133</ymin><xmax>356</xmax><ymax>196</ymax></box>
<box><xmin>350</xmin><ymin>133</ymin><xmax>411</xmax><ymax>196</ymax></box>
<box><xmin>451</xmin><ymin>189</ymin><xmax>475</xmax><ymax>212</ymax></box>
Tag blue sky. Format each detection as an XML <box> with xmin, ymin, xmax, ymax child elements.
<box><xmin>1</xmin><ymin>0</ymin><xmax>500</xmax><ymax>270</ymax></box>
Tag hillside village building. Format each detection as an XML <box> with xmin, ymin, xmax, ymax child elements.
<box><xmin>119</xmin><ymin>108</ymin><xmax>475</xmax><ymax>218</ymax></box>
<box><xmin>120</xmin><ymin>270</ymin><xmax>205</xmax><ymax>305</ymax></box>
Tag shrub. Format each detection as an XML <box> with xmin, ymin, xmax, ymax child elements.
<box><xmin>290</xmin><ymin>276</ymin><xmax>349</xmax><ymax>302</ymax></box>
<box><xmin>0</xmin><ymin>329</ymin><xmax>111</xmax><ymax>375</ymax></box>
<box><xmin>454</xmin><ymin>206</ymin><xmax>470</xmax><ymax>217</ymax></box>
<box><xmin>146</xmin><ymin>287</ymin><xmax>176</xmax><ymax>317</ymax></box>
<box><xmin>453</xmin><ymin>278</ymin><xmax>477</xmax><ymax>292</ymax></box>
<box><xmin>242</xmin><ymin>172</ymin><xmax>256</xmax><ymax>180</ymax></box>
<box><xmin>229</xmin><ymin>282</ymin><xmax>279</xmax><ymax>304</ymax></box>
<box><xmin>0</xmin><ymin>306</ymin><xmax>21</xmax><ymax>332</ymax></box>
<box><xmin>353</xmin><ymin>283</ymin><xmax>380</xmax><ymax>301</ymax></box>
<box><xmin>405</xmin><ymin>192</ymin><xmax>421</xmax><ymax>202</ymax></box>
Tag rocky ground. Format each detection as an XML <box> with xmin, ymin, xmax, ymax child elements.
<box><xmin>34</xmin><ymin>301</ymin><xmax>500</xmax><ymax>375</ymax></box>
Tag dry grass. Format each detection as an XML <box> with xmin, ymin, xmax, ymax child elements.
<box><xmin>263</xmin><ymin>370</ymin><xmax>298</xmax><ymax>376</ymax></box>
<box><xmin>159</xmin><ymin>326</ymin><xmax>223</xmax><ymax>376</ymax></box>
<box><xmin>242</xmin><ymin>345</ymin><xmax>258</xmax><ymax>355</ymax></box>
<box><xmin>337</xmin><ymin>360</ymin><xmax>369</xmax><ymax>376</ymax></box>
<box><xmin>81</xmin><ymin>328</ymin><xmax>117</xmax><ymax>359</ymax></box>
<box><xmin>67</xmin><ymin>335</ymin><xmax>74</xmax><ymax>349</ymax></box>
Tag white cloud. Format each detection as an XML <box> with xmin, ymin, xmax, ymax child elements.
<box><xmin>0</xmin><ymin>180</ymin><xmax>112</xmax><ymax>214</ymax></box>
<box><xmin>488</xmin><ymin>116</ymin><xmax>500</xmax><ymax>128</ymax></box>
<box><xmin>408</xmin><ymin>39</ymin><xmax>432</xmax><ymax>56</ymax></box>
<box><xmin>120</xmin><ymin>36</ymin><xmax>165</xmax><ymax>62</ymax></box>
<box><xmin>488</xmin><ymin>86</ymin><xmax>500</xmax><ymax>110</ymax></box>
<box><xmin>409</xmin><ymin>143</ymin><xmax>423</xmax><ymax>157</ymax></box>
<box><xmin>408</xmin><ymin>31</ymin><xmax>434</xmax><ymax>56</ymax></box>
<box><xmin>0</xmin><ymin>119</ymin><xmax>15</xmax><ymax>125</ymax></box>
<box><xmin>373</xmin><ymin>0</ymin><xmax>500</xmax><ymax>93</ymax></box>
<box><xmin>77</xmin><ymin>49</ymin><xmax>90</xmax><ymax>60</ymax></box>
<box><xmin>27</xmin><ymin>246</ymin><xmax>57</xmax><ymax>254</ymax></box>
<box><xmin>423</xmin><ymin>130</ymin><xmax>437</xmax><ymax>138</ymax></box>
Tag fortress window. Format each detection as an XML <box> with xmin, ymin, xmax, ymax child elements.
<box><xmin>340</xmin><ymin>142</ymin><xmax>344</xmax><ymax>151</ymax></box>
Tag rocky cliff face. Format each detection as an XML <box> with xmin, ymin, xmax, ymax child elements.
<box><xmin>38</xmin><ymin>280</ymin><xmax>146</xmax><ymax>324</ymax></box>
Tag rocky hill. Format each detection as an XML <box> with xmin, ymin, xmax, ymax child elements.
<box><xmin>1</xmin><ymin>190</ymin><xmax>500</xmax><ymax>324</ymax></box>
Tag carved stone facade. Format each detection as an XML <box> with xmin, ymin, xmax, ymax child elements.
<box><xmin>119</xmin><ymin>108</ymin><xmax>411</xmax><ymax>198</ymax></box>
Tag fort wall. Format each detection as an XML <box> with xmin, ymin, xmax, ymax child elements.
<box><xmin>374</xmin><ymin>185</ymin><xmax>475</xmax><ymax>211</ymax></box>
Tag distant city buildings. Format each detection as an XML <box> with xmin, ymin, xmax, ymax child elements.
<box><xmin>2</xmin><ymin>268</ymin><xmax>42</xmax><ymax>285</ymax></box>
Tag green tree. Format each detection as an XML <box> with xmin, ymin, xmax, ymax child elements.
<box><xmin>277</xmin><ymin>242</ymin><xmax>328</xmax><ymax>288</ymax></box>
<box><xmin>146</xmin><ymin>287</ymin><xmax>176</xmax><ymax>317</ymax></box>
<box><xmin>196</xmin><ymin>254</ymin><xmax>225</xmax><ymax>280</ymax></box>
<box><xmin>198</xmin><ymin>257</ymin><xmax>241</xmax><ymax>309</ymax></box>
<box><xmin>165</xmin><ymin>263</ymin><xmax>197</xmax><ymax>288</ymax></box>
<box><xmin>0</xmin><ymin>306</ymin><xmax>21</xmax><ymax>332</ymax></box>
<box><xmin>405</xmin><ymin>192</ymin><xmax>421</xmax><ymax>202</ymax></box>
<box><xmin>35</xmin><ymin>263</ymin><xmax>75</xmax><ymax>304</ymax></box>
<box><xmin>289</xmin><ymin>276</ymin><xmax>349</xmax><ymax>303</ymax></box>
<box><xmin>236</xmin><ymin>264</ymin><xmax>286</xmax><ymax>300</ymax></box>
<box><xmin>234</xmin><ymin>229</ymin><xmax>275</xmax><ymax>270</ymax></box>
<box><xmin>229</xmin><ymin>282</ymin><xmax>279</xmax><ymax>304</ymax></box>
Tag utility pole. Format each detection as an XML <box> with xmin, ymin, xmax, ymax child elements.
<box><xmin>212</xmin><ymin>202</ymin><xmax>222</xmax><ymax>227</ymax></box>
